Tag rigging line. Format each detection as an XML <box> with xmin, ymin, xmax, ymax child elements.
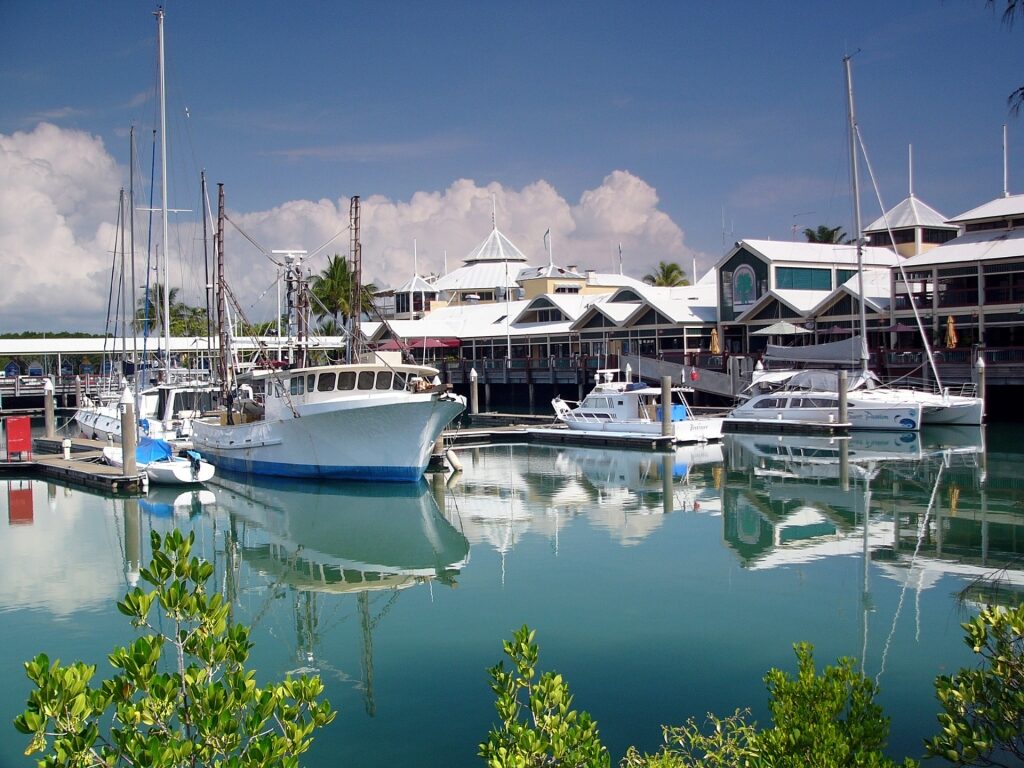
<box><xmin>306</xmin><ymin>224</ymin><xmax>353</xmax><ymax>262</ymax></box>
<box><xmin>874</xmin><ymin>460</ymin><xmax>944</xmax><ymax>688</ymax></box>
<box><xmin>222</xmin><ymin>212</ymin><xmax>278</xmax><ymax>265</ymax></box>
<box><xmin>855</xmin><ymin>125</ymin><xmax>942</xmax><ymax>388</ymax></box>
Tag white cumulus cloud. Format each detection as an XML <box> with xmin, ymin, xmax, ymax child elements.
<box><xmin>0</xmin><ymin>124</ymin><xmax>706</xmax><ymax>332</ymax></box>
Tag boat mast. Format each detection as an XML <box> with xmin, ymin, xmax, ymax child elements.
<box><xmin>349</xmin><ymin>196</ymin><xmax>361</xmax><ymax>364</ymax></box>
<box><xmin>844</xmin><ymin>55</ymin><xmax>869</xmax><ymax>375</ymax></box>
<box><xmin>129</xmin><ymin>127</ymin><xmax>140</xmax><ymax>403</ymax></box>
<box><xmin>216</xmin><ymin>184</ymin><xmax>232</xmax><ymax>401</ymax></box>
<box><xmin>156</xmin><ymin>7</ymin><xmax>171</xmax><ymax>374</ymax></box>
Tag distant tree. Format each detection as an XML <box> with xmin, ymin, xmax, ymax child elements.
<box><xmin>135</xmin><ymin>283</ymin><xmax>179</xmax><ymax>334</ymax></box>
<box><xmin>643</xmin><ymin>261</ymin><xmax>690</xmax><ymax>286</ymax></box>
<box><xmin>989</xmin><ymin>0</ymin><xmax>1024</xmax><ymax>113</ymax></box>
<box><xmin>803</xmin><ymin>225</ymin><xmax>850</xmax><ymax>244</ymax></box>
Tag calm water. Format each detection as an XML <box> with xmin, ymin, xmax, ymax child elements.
<box><xmin>1</xmin><ymin>425</ymin><xmax>1021</xmax><ymax>766</ymax></box>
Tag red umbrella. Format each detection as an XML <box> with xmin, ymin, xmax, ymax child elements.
<box><xmin>377</xmin><ymin>337</ymin><xmax>461</xmax><ymax>350</ymax></box>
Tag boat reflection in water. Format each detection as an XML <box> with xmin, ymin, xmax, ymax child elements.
<box><xmin>212</xmin><ymin>474</ymin><xmax>470</xmax><ymax>595</ymax></box>
<box><xmin>182</xmin><ymin>475</ymin><xmax>469</xmax><ymax>714</ymax></box>
<box><xmin>720</xmin><ymin>426</ymin><xmax>1024</xmax><ymax>608</ymax></box>
<box><xmin>449</xmin><ymin>442</ymin><xmax>725</xmax><ymax>553</ymax></box>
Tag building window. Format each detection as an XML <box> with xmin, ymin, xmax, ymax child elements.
<box><xmin>554</xmin><ymin>284</ymin><xmax>581</xmax><ymax>294</ymax></box>
<box><xmin>836</xmin><ymin>269</ymin><xmax>857</xmax><ymax>285</ymax></box>
<box><xmin>775</xmin><ymin>267</ymin><xmax>831</xmax><ymax>290</ymax></box>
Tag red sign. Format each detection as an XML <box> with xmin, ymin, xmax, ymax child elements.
<box><xmin>5</xmin><ymin>416</ymin><xmax>31</xmax><ymax>460</ymax></box>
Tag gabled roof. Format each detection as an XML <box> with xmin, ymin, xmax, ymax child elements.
<box><xmin>512</xmin><ymin>294</ymin><xmax>594</xmax><ymax>324</ymax></box>
<box><xmin>719</xmin><ymin>239</ymin><xmax>899</xmax><ymax>269</ymax></box>
<box><xmin>735</xmin><ymin>289</ymin><xmax>831</xmax><ymax>322</ymax></box>
<box><xmin>393</xmin><ymin>274</ymin><xmax>437</xmax><ymax>294</ymax></box>
<box><xmin>948</xmin><ymin>193</ymin><xmax>1024</xmax><ymax>224</ymax></box>
<box><xmin>463</xmin><ymin>226</ymin><xmax>528</xmax><ymax>263</ymax></box>
<box><xmin>864</xmin><ymin>195</ymin><xmax>956</xmax><ymax>233</ymax></box>
<box><xmin>809</xmin><ymin>271</ymin><xmax>891</xmax><ymax>316</ymax></box>
<box><xmin>900</xmin><ymin>227</ymin><xmax>1024</xmax><ymax>268</ymax></box>
<box><xmin>569</xmin><ymin>299</ymin><xmax>637</xmax><ymax>331</ymax></box>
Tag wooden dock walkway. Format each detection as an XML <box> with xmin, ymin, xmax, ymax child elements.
<box><xmin>0</xmin><ymin>436</ymin><xmax>147</xmax><ymax>493</ymax></box>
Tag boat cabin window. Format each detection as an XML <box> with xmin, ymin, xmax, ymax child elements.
<box><xmin>307</xmin><ymin>374</ymin><xmax>315</xmax><ymax>391</ymax></box>
<box><xmin>357</xmin><ymin>371</ymin><xmax>375</xmax><ymax>390</ymax></box>
<box><xmin>290</xmin><ymin>376</ymin><xmax>304</xmax><ymax>395</ymax></box>
<box><xmin>585</xmin><ymin>396</ymin><xmax>611</xmax><ymax>408</ymax></box>
<box><xmin>337</xmin><ymin>371</ymin><xmax>356</xmax><ymax>390</ymax></box>
<box><xmin>375</xmin><ymin>371</ymin><xmax>392</xmax><ymax>390</ymax></box>
<box><xmin>753</xmin><ymin>397</ymin><xmax>785</xmax><ymax>409</ymax></box>
<box><xmin>317</xmin><ymin>372</ymin><xmax>337</xmax><ymax>392</ymax></box>
<box><xmin>794</xmin><ymin>397</ymin><xmax>835</xmax><ymax>408</ymax></box>
<box><xmin>393</xmin><ymin>372</ymin><xmax>408</xmax><ymax>390</ymax></box>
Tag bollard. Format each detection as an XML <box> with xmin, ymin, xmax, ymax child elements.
<box><xmin>976</xmin><ymin>354</ymin><xmax>986</xmax><ymax>420</ymax></box>
<box><xmin>43</xmin><ymin>378</ymin><xmax>55</xmax><ymax>438</ymax></box>
<box><xmin>62</xmin><ymin>438</ymin><xmax>71</xmax><ymax>460</ymax></box>
<box><xmin>837</xmin><ymin>370</ymin><xmax>848</xmax><ymax>426</ymax></box>
<box><xmin>120</xmin><ymin>387</ymin><xmax>138</xmax><ymax>477</ymax></box>
<box><xmin>661</xmin><ymin>376</ymin><xmax>673</xmax><ymax>438</ymax></box>
<box><xmin>469</xmin><ymin>367</ymin><xmax>479</xmax><ymax>415</ymax></box>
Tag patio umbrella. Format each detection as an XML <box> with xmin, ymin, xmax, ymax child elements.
<box><xmin>886</xmin><ymin>322</ymin><xmax>915</xmax><ymax>333</ymax></box>
<box><xmin>945</xmin><ymin>316</ymin><xmax>958</xmax><ymax>349</ymax></box>
<box><xmin>750</xmin><ymin>320</ymin><xmax>812</xmax><ymax>336</ymax></box>
<box><xmin>825</xmin><ymin>325</ymin><xmax>854</xmax><ymax>335</ymax></box>
<box><xmin>709</xmin><ymin>328</ymin><xmax>721</xmax><ymax>354</ymax></box>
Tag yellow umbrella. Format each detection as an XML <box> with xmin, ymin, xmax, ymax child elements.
<box><xmin>710</xmin><ymin>328</ymin><xmax>721</xmax><ymax>354</ymax></box>
<box><xmin>945</xmin><ymin>315</ymin><xmax>958</xmax><ymax>350</ymax></box>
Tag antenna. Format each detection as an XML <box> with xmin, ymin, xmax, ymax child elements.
<box><xmin>791</xmin><ymin>211</ymin><xmax>815</xmax><ymax>241</ymax></box>
<box><xmin>443</xmin><ymin>249</ymin><xmax>448</xmax><ymax>275</ymax></box>
<box><xmin>618</xmin><ymin>242</ymin><xmax>623</xmax><ymax>275</ymax></box>
<box><xmin>1004</xmin><ymin>124</ymin><xmax>1010</xmax><ymax>198</ymax></box>
<box><xmin>491</xmin><ymin>194</ymin><xmax>497</xmax><ymax>229</ymax></box>
<box><xmin>544</xmin><ymin>229</ymin><xmax>552</xmax><ymax>267</ymax></box>
<box><xmin>908</xmin><ymin>144</ymin><xmax>914</xmax><ymax>197</ymax></box>
<box><xmin>413</xmin><ymin>238</ymin><xmax>418</xmax><ymax>277</ymax></box>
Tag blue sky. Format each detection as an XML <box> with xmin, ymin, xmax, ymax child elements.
<box><xmin>1</xmin><ymin>0</ymin><xmax>1022</xmax><ymax>331</ymax></box>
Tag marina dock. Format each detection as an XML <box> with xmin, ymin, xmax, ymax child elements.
<box><xmin>0</xmin><ymin>436</ymin><xmax>147</xmax><ymax>493</ymax></box>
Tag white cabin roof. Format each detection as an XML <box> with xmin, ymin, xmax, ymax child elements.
<box><xmin>864</xmin><ymin>195</ymin><xmax>956</xmax><ymax>233</ymax></box>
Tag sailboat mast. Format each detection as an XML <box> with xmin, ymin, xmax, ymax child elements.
<box><xmin>156</xmin><ymin>8</ymin><xmax>171</xmax><ymax>373</ymax></box>
<box><xmin>844</xmin><ymin>55</ymin><xmax>869</xmax><ymax>374</ymax></box>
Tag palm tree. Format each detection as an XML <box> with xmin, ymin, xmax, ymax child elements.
<box><xmin>643</xmin><ymin>261</ymin><xmax>689</xmax><ymax>286</ymax></box>
<box><xmin>135</xmin><ymin>283</ymin><xmax>180</xmax><ymax>333</ymax></box>
<box><xmin>989</xmin><ymin>0</ymin><xmax>1024</xmax><ymax>113</ymax></box>
<box><xmin>310</xmin><ymin>254</ymin><xmax>378</xmax><ymax>325</ymax></box>
<box><xmin>803</xmin><ymin>225</ymin><xmax>850</xmax><ymax>244</ymax></box>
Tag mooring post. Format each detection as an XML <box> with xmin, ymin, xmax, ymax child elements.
<box><xmin>120</xmin><ymin>386</ymin><xmax>138</xmax><ymax>478</ymax></box>
<box><xmin>976</xmin><ymin>354</ymin><xmax>986</xmax><ymax>420</ymax></box>
<box><xmin>662</xmin><ymin>453</ymin><xmax>674</xmax><ymax>514</ymax></box>
<box><xmin>839</xmin><ymin>435</ymin><xmax>849</xmax><ymax>491</ymax></box>
<box><xmin>837</xmin><ymin>370</ymin><xmax>848</xmax><ymax>426</ymax></box>
<box><xmin>124</xmin><ymin>497</ymin><xmax>142</xmax><ymax>587</ymax></box>
<box><xmin>43</xmin><ymin>378</ymin><xmax>55</xmax><ymax>438</ymax></box>
<box><xmin>661</xmin><ymin>376</ymin><xmax>673</xmax><ymax>438</ymax></box>
<box><xmin>469</xmin><ymin>367</ymin><xmax>479</xmax><ymax>415</ymax></box>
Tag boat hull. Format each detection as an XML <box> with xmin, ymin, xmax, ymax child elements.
<box><xmin>191</xmin><ymin>395</ymin><xmax>464</xmax><ymax>481</ymax></box>
<box><xmin>561</xmin><ymin>415</ymin><xmax>724</xmax><ymax>442</ymax></box>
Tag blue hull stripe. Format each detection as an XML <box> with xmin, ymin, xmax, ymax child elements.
<box><xmin>209</xmin><ymin>454</ymin><xmax>425</xmax><ymax>482</ymax></box>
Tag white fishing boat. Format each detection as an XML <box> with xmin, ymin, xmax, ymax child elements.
<box><xmin>726</xmin><ymin>369</ymin><xmax>922</xmax><ymax>432</ymax></box>
<box><xmin>103</xmin><ymin>436</ymin><xmax>215</xmax><ymax>485</ymax></box>
<box><xmin>551</xmin><ymin>368</ymin><xmax>724</xmax><ymax>443</ymax></box>
<box><xmin>190</xmin><ymin>361</ymin><xmax>465</xmax><ymax>481</ymax></box>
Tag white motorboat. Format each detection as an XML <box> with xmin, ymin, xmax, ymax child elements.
<box><xmin>190</xmin><ymin>361</ymin><xmax>465</xmax><ymax>482</ymax></box>
<box><xmin>551</xmin><ymin>369</ymin><xmax>724</xmax><ymax>443</ymax></box>
<box><xmin>76</xmin><ymin>377</ymin><xmax>219</xmax><ymax>443</ymax></box>
<box><xmin>726</xmin><ymin>370</ymin><xmax>922</xmax><ymax>432</ymax></box>
<box><xmin>103</xmin><ymin>436</ymin><xmax>215</xmax><ymax>485</ymax></box>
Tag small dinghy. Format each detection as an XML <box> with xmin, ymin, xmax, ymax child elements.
<box><xmin>103</xmin><ymin>436</ymin><xmax>215</xmax><ymax>486</ymax></box>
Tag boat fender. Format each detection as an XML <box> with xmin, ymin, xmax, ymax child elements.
<box><xmin>446</xmin><ymin>447</ymin><xmax>463</xmax><ymax>472</ymax></box>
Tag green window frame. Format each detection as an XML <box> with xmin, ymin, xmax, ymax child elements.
<box><xmin>776</xmin><ymin>267</ymin><xmax>831</xmax><ymax>290</ymax></box>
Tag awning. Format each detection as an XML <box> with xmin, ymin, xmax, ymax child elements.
<box><xmin>751</xmin><ymin>320</ymin><xmax>812</xmax><ymax>336</ymax></box>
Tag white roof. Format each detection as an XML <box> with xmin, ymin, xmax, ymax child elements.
<box><xmin>736</xmin><ymin>289</ymin><xmax>832</xmax><ymax>322</ymax></box>
<box><xmin>516</xmin><ymin>264</ymin><xmax>585</xmax><ymax>281</ymax></box>
<box><xmin>948</xmin><ymin>193</ymin><xmax>1024</xmax><ymax>223</ymax></box>
<box><xmin>432</xmin><ymin>261</ymin><xmax>530</xmax><ymax>293</ymax></box>
<box><xmin>512</xmin><ymin>293</ymin><xmax>594</xmax><ymax>323</ymax></box>
<box><xmin>585</xmin><ymin>272</ymin><xmax>650</xmax><ymax>289</ymax></box>
<box><xmin>463</xmin><ymin>226</ymin><xmax>528</xmax><ymax>263</ymax></box>
<box><xmin>393</xmin><ymin>274</ymin><xmax>437</xmax><ymax>294</ymax></box>
<box><xmin>724</xmin><ymin>239</ymin><xmax>899</xmax><ymax>268</ymax></box>
<box><xmin>900</xmin><ymin>227</ymin><xmax>1024</xmax><ymax>268</ymax></box>
<box><xmin>864</xmin><ymin>195</ymin><xmax>955</xmax><ymax>232</ymax></box>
